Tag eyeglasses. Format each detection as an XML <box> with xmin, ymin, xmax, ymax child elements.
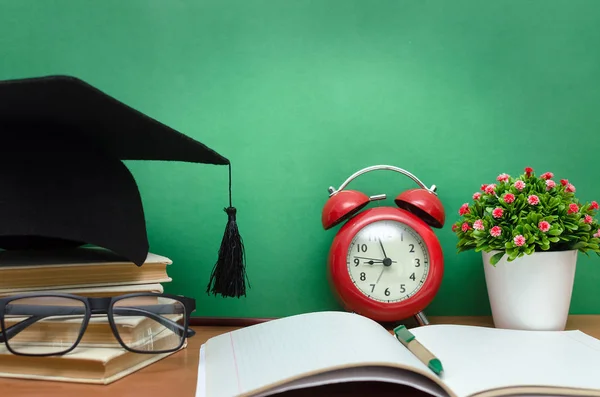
<box><xmin>0</xmin><ymin>292</ymin><xmax>196</xmax><ymax>356</ymax></box>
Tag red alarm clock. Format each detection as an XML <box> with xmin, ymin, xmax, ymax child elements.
<box><xmin>322</xmin><ymin>165</ymin><xmax>445</xmax><ymax>325</ymax></box>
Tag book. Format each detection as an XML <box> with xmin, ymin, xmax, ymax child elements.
<box><xmin>0</xmin><ymin>334</ymin><xmax>186</xmax><ymax>384</ymax></box>
<box><xmin>197</xmin><ymin>311</ymin><xmax>600</xmax><ymax>397</ymax></box>
<box><xmin>0</xmin><ymin>282</ymin><xmax>165</xmax><ymax>298</ymax></box>
<box><xmin>0</xmin><ymin>248</ymin><xmax>172</xmax><ymax>292</ymax></box>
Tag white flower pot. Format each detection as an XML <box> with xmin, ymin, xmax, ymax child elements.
<box><xmin>482</xmin><ymin>250</ymin><xmax>578</xmax><ymax>331</ymax></box>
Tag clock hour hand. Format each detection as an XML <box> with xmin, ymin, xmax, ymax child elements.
<box><xmin>353</xmin><ymin>256</ymin><xmax>397</xmax><ymax>264</ymax></box>
<box><xmin>353</xmin><ymin>256</ymin><xmax>384</xmax><ymax>262</ymax></box>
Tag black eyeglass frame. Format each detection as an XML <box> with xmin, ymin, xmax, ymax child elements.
<box><xmin>0</xmin><ymin>292</ymin><xmax>196</xmax><ymax>357</ymax></box>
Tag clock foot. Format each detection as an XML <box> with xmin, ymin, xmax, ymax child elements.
<box><xmin>414</xmin><ymin>311</ymin><xmax>429</xmax><ymax>326</ymax></box>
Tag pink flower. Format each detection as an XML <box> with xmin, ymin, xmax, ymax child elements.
<box><xmin>594</xmin><ymin>229</ymin><xmax>600</xmax><ymax>238</ymax></box>
<box><xmin>540</xmin><ymin>172</ymin><xmax>554</xmax><ymax>180</ymax></box>
<box><xmin>459</xmin><ymin>203</ymin><xmax>470</xmax><ymax>216</ymax></box>
<box><xmin>545</xmin><ymin>180</ymin><xmax>556</xmax><ymax>190</ymax></box>
<box><xmin>514</xmin><ymin>180</ymin><xmax>526</xmax><ymax>191</ymax></box>
<box><xmin>568</xmin><ymin>203</ymin><xmax>579</xmax><ymax>214</ymax></box>
<box><xmin>492</xmin><ymin>207</ymin><xmax>504</xmax><ymax>218</ymax></box>
<box><xmin>514</xmin><ymin>235</ymin><xmax>526</xmax><ymax>246</ymax></box>
<box><xmin>473</xmin><ymin>219</ymin><xmax>484</xmax><ymax>230</ymax></box>
<box><xmin>452</xmin><ymin>224</ymin><xmax>459</xmax><ymax>232</ymax></box>
<box><xmin>497</xmin><ymin>173</ymin><xmax>510</xmax><ymax>183</ymax></box>
<box><xmin>584</xmin><ymin>215</ymin><xmax>593</xmax><ymax>224</ymax></box>
<box><xmin>503</xmin><ymin>193</ymin><xmax>515</xmax><ymax>204</ymax></box>
<box><xmin>528</xmin><ymin>195</ymin><xmax>540</xmax><ymax>205</ymax></box>
<box><xmin>481</xmin><ymin>184</ymin><xmax>488</xmax><ymax>191</ymax></box>
<box><xmin>538</xmin><ymin>221</ymin><xmax>551</xmax><ymax>232</ymax></box>
<box><xmin>490</xmin><ymin>226</ymin><xmax>502</xmax><ymax>237</ymax></box>
<box><xmin>591</xmin><ymin>201</ymin><xmax>599</xmax><ymax>210</ymax></box>
<box><xmin>566</xmin><ymin>183</ymin><xmax>576</xmax><ymax>193</ymax></box>
<box><xmin>484</xmin><ymin>184</ymin><xmax>497</xmax><ymax>194</ymax></box>
<box><xmin>461</xmin><ymin>222</ymin><xmax>470</xmax><ymax>232</ymax></box>
<box><xmin>525</xmin><ymin>167</ymin><xmax>533</xmax><ymax>177</ymax></box>
<box><xmin>560</xmin><ymin>179</ymin><xmax>569</xmax><ymax>186</ymax></box>
<box><xmin>473</xmin><ymin>192</ymin><xmax>482</xmax><ymax>200</ymax></box>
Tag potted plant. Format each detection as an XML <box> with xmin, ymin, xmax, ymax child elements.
<box><xmin>453</xmin><ymin>167</ymin><xmax>600</xmax><ymax>331</ymax></box>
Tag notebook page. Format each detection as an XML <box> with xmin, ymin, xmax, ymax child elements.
<box><xmin>411</xmin><ymin>325</ymin><xmax>600</xmax><ymax>397</ymax></box>
<box><xmin>204</xmin><ymin>311</ymin><xmax>432</xmax><ymax>397</ymax></box>
<box><xmin>198</xmin><ymin>345</ymin><xmax>450</xmax><ymax>397</ymax></box>
<box><xmin>196</xmin><ymin>345</ymin><xmax>206</xmax><ymax>397</ymax></box>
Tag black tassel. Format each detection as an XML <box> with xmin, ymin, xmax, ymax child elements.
<box><xmin>206</xmin><ymin>164</ymin><xmax>248</xmax><ymax>298</ymax></box>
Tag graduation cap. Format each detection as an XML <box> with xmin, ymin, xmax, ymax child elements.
<box><xmin>0</xmin><ymin>75</ymin><xmax>247</xmax><ymax>298</ymax></box>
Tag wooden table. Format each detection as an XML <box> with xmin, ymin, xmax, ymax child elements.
<box><xmin>1</xmin><ymin>315</ymin><xmax>599</xmax><ymax>397</ymax></box>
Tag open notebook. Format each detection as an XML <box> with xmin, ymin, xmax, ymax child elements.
<box><xmin>196</xmin><ymin>311</ymin><xmax>600</xmax><ymax>397</ymax></box>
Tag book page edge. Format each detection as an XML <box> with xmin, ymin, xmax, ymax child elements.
<box><xmin>472</xmin><ymin>385</ymin><xmax>600</xmax><ymax>397</ymax></box>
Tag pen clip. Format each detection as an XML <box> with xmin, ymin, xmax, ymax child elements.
<box><xmin>393</xmin><ymin>325</ymin><xmax>415</xmax><ymax>344</ymax></box>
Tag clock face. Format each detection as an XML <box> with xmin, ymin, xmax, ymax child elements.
<box><xmin>346</xmin><ymin>220</ymin><xmax>430</xmax><ymax>303</ymax></box>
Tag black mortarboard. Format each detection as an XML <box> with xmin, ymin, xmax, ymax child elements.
<box><xmin>0</xmin><ymin>75</ymin><xmax>247</xmax><ymax>298</ymax></box>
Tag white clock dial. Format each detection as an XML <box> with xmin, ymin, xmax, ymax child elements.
<box><xmin>346</xmin><ymin>220</ymin><xmax>430</xmax><ymax>303</ymax></box>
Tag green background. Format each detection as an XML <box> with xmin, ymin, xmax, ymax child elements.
<box><xmin>1</xmin><ymin>0</ymin><xmax>599</xmax><ymax>318</ymax></box>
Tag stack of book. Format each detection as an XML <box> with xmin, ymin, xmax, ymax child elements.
<box><xmin>0</xmin><ymin>247</ymin><xmax>180</xmax><ymax>384</ymax></box>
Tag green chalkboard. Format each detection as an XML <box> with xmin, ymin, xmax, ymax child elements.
<box><xmin>1</xmin><ymin>0</ymin><xmax>599</xmax><ymax>319</ymax></box>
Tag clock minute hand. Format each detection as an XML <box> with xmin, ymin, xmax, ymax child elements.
<box><xmin>378</xmin><ymin>238</ymin><xmax>388</xmax><ymax>258</ymax></box>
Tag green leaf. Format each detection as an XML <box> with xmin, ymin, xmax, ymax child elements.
<box><xmin>548</xmin><ymin>237</ymin><xmax>560</xmax><ymax>243</ymax></box>
<box><xmin>564</xmin><ymin>221</ymin><xmax>579</xmax><ymax>231</ymax></box>
<box><xmin>525</xmin><ymin>246</ymin><xmax>535</xmax><ymax>255</ymax></box>
<box><xmin>489</xmin><ymin>251</ymin><xmax>505</xmax><ymax>265</ymax></box>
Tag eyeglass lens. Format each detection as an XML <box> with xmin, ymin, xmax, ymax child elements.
<box><xmin>3</xmin><ymin>296</ymin><xmax>87</xmax><ymax>355</ymax></box>
<box><xmin>111</xmin><ymin>295</ymin><xmax>186</xmax><ymax>353</ymax></box>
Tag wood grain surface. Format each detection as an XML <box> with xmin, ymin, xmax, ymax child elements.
<box><xmin>0</xmin><ymin>315</ymin><xmax>598</xmax><ymax>397</ymax></box>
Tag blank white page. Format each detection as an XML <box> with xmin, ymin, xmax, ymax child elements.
<box><xmin>204</xmin><ymin>311</ymin><xmax>433</xmax><ymax>397</ymax></box>
<box><xmin>411</xmin><ymin>324</ymin><xmax>600</xmax><ymax>397</ymax></box>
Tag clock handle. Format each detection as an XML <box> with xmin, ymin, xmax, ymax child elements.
<box><xmin>327</xmin><ymin>164</ymin><xmax>437</xmax><ymax>197</ymax></box>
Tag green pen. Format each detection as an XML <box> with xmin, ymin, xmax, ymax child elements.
<box><xmin>393</xmin><ymin>325</ymin><xmax>444</xmax><ymax>376</ymax></box>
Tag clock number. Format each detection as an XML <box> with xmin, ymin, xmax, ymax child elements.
<box><xmin>356</xmin><ymin>244</ymin><xmax>368</xmax><ymax>253</ymax></box>
<box><xmin>409</xmin><ymin>272</ymin><xmax>416</xmax><ymax>281</ymax></box>
<box><xmin>360</xmin><ymin>272</ymin><xmax>366</xmax><ymax>281</ymax></box>
<box><xmin>400</xmin><ymin>284</ymin><xmax>406</xmax><ymax>293</ymax></box>
<box><xmin>370</xmin><ymin>284</ymin><xmax>375</xmax><ymax>292</ymax></box>
<box><xmin>409</xmin><ymin>244</ymin><xmax>415</xmax><ymax>253</ymax></box>
<box><xmin>354</xmin><ymin>258</ymin><xmax>360</xmax><ymax>266</ymax></box>
<box><xmin>384</xmin><ymin>288</ymin><xmax>390</xmax><ymax>296</ymax></box>
<box><xmin>415</xmin><ymin>258</ymin><xmax>420</xmax><ymax>267</ymax></box>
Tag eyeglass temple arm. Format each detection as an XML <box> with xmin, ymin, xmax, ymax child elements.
<box><xmin>0</xmin><ymin>304</ymin><xmax>195</xmax><ymax>343</ymax></box>
<box><xmin>112</xmin><ymin>307</ymin><xmax>196</xmax><ymax>337</ymax></box>
<box><xmin>0</xmin><ymin>315</ymin><xmax>40</xmax><ymax>343</ymax></box>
